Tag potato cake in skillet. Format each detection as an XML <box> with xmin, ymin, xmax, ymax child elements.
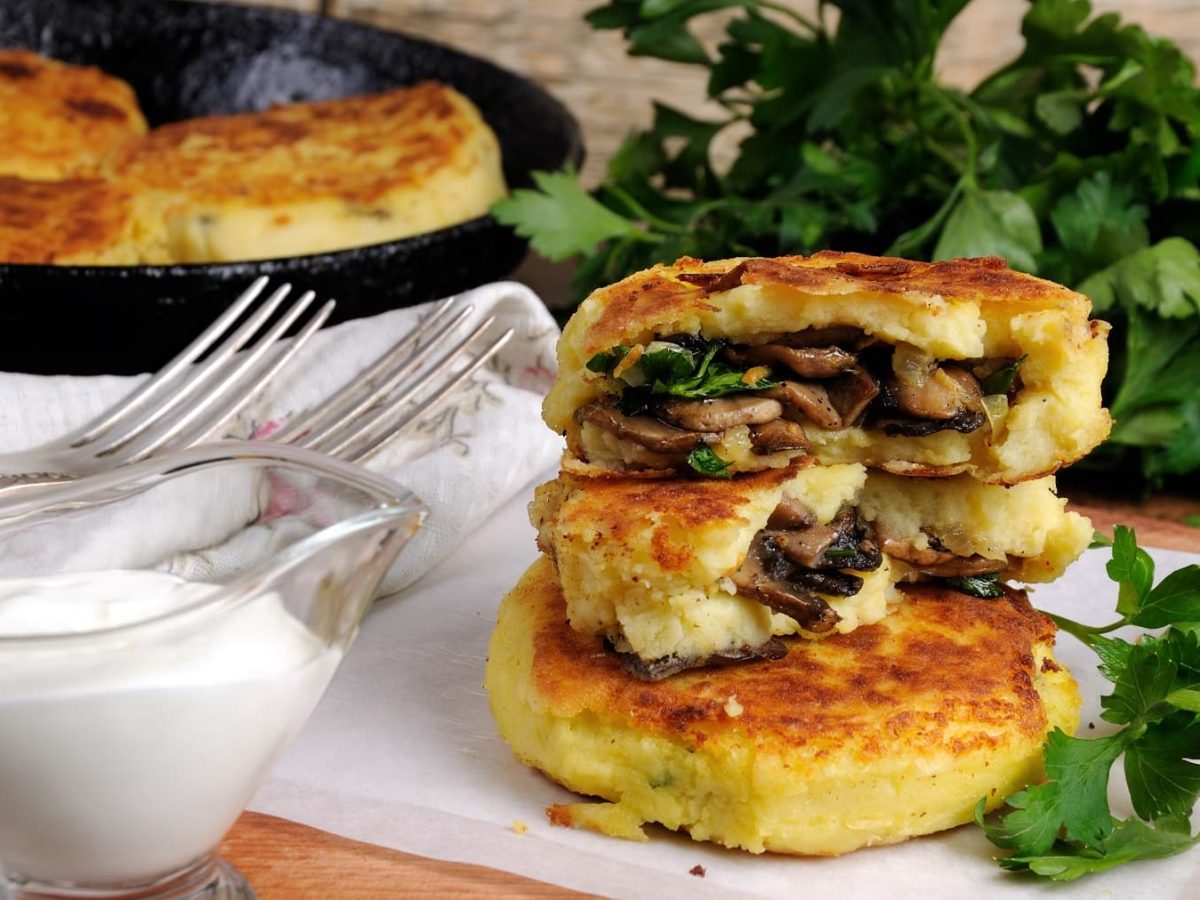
<box><xmin>0</xmin><ymin>50</ymin><xmax>147</xmax><ymax>180</ymax></box>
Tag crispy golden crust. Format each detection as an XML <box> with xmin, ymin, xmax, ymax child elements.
<box><xmin>102</xmin><ymin>81</ymin><xmax>506</xmax><ymax>262</ymax></box>
<box><xmin>485</xmin><ymin>556</ymin><xmax>1081</xmax><ymax>855</ymax></box>
<box><xmin>580</xmin><ymin>252</ymin><xmax>1090</xmax><ymax>360</ymax></box>
<box><xmin>541</xmin><ymin>462</ymin><xmax>807</xmax><ymax>558</ymax></box>
<box><xmin>107</xmin><ymin>82</ymin><xmax>491</xmax><ymax>206</ymax></box>
<box><xmin>544</xmin><ymin>252</ymin><xmax>1112</xmax><ymax>483</ymax></box>
<box><xmin>0</xmin><ymin>50</ymin><xmax>147</xmax><ymax>179</ymax></box>
<box><xmin>527</xmin><ymin>561</ymin><xmax>1056</xmax><ymax>748</ymax></box>
<box><xmin>0</xmin><ymin>176</ymin><xmax>140</xmax><ymax>264</ymax></box>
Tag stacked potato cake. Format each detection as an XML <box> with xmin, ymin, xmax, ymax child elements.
<box><xmin>0</xmin><ymin>50</ymin><xmax>505</xmax><ymax>265</ymax></box>
<box><xmin>486</xmin><ymin>251</ymin><xmax>1109</xmax><ymax>855</ymax></box>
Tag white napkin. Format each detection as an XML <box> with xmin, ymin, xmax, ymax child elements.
<box><xmin>0</xmin><ymin>282</ymin><xmax>563</xmax><ymax>590</ymax></box>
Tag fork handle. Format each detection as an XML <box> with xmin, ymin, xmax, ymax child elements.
<box><xmin>0</xmin><ymin>472</ymin><xmax>71</xmax><ymax>496</ymax></box>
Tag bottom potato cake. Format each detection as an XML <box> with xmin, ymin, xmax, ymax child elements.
<box><xmin>485</xmin><ymin>556</ymin><xmax>1080</xmax><ymax>856</ymax></box>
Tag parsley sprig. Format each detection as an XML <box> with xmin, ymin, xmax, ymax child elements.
<box><xmin>976</xmin><ymin>526</ymin><xmax>1200</xmax><ymax>879</ymax></box>
<box><xmin>494</xmin><ymin>0</ymin><xmax>1200</xmax><ymax>483</ymax></box>
<box><xmin>587</xmin><ymin>340</ymin><xmax>775</xmax><ymax>400</ymax></box>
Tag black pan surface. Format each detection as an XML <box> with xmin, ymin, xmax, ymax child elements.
<box><xmin>0</xmin><ymin>0</ymin><xmax>583</xmax><ymax>374</ymax></box>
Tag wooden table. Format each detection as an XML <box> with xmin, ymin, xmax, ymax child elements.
<box><xmin>219</xmin><ymin>497</ymin><xmax>1200</xmax><ymax>896</ymax></box>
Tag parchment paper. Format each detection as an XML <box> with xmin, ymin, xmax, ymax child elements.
<box><xmin>250</xmin><ymin>476</ymin><xmax>1200</xmax><ymax>898</ymax></box>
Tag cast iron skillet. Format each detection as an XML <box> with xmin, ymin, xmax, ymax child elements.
<box><xmin>0</xmin><ymin>0</ymin><xmax>582</xmax><ymax>374</ymax></box>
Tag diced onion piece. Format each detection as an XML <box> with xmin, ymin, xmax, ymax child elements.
<box><xmin>613</xmin><ymin>344</ymin><xmax>645</xmax><ymax>383</ymax></box>
<box><xmin>982</xmin><ymin>393</ymin><xmax>1009</xmax><ymax>435</ymax></box>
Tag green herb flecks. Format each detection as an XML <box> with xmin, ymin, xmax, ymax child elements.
<box><xmin>980</xmin><ymin>356</ymin><xmax>1027</xmax><ymax>396</ymax></box>
<box><xmin>592</xmin><ymin>339</ymin><xmax>774</xmax><ymax>400</ymax></box>
<box><xmin>586</xmin><ymin>345</ymin><xmax>632</xmax><ymax>374</ymax></box>
<box><xmin>946</xmin><ymin>572</ymin><xmax>1006</xmax><ymax>598</ymax></box>
<box><xmin>686</xmin><ymin>446</ymin><xmax>731</xmax><ymax>478</ymax></box>
<box><xmin>976</xmin><ymin>526</ymin><xmax>1200</xmax><ymax>879</ymax></box>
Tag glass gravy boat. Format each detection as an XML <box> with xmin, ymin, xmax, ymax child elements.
<box><xmin>0</xmin><ymin>442</ymin><xmax>425</xmax><ymax>899</ymax></box>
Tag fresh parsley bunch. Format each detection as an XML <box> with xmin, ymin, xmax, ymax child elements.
<box><xmin>976</xmin><ymin>526</ymin><xmax>1200</xmax><ymax>879</ymax></box>
<box><xmin>493</xmin><ymin>0</ymin><xmax>1200</xmax><ymax>482</ymax></box>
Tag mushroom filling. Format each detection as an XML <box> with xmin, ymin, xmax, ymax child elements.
<box><xmin>606</xmin><ymin>636</ymin><xmax>788</xmax><ymax>683</ymax></box>
<box><xmin>607</xmin><ymin>496</ymin><xmax>1012</xmax><ymax>681</ymax></box>
<box><xmin>581</xmin><ymin>334</ymin><xmax>1023</xmax><ymax>474</ymax></box>
<box><xmin>729</xmin><ymin>502</ymin><xmax>881</xmax><ymax>636</ymax></box>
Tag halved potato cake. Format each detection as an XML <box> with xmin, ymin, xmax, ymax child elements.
<box><xmin>0</xmin><ymin>176</ymin><xmax>164</xmax><ymax>265</ymax></box>
<box><xmin>531</xmin><ymin>461</ymin><xmax>1090</xmax><ymax>676</ymax></box>
<box><xmin>485</xmin><ymin>556</ymin><xmax>1080</xmax><ymax>856</ymax></box>
<box><xmin>0</xmin><ymin>50</ymin><xmax>147</xmax><ymax>180</ymax></box>
<box><xmin>105</xmin><ymin>81</ymin><xmax>506</xmax><ymax>262</ymax></box>
<box><xmin>543</xmin><ymin>253</ymin><xmax>1111</xmax><ymax>484</ymax></box>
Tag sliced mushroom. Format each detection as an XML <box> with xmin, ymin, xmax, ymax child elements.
<box><xmin>768</xmin><ymin>496</ymin><xmax>817</xmax><ymax>530</ymax></box>
<box><xmin>875</xmin><ymin>526</ymin><xmax>1008</xmax><ymax>578</ymax></box>
<box><xmin>608</xmin><ymin>636</ymin><xmax>788</xmax><ymax>681</ymax></box>
<box><xmin>788</xmin><ymin>568</ymin><xmax>865</xmax><ymax>596</ymax></box>
<box><xmin>676</xmin><ymin>263</ymin><xmax>747</xmax><ymax>293</ymax></box>
<box><xmin>778</xmin><ymin>326</ymin><xmax>874</xmax><ymax>350</ymax></box>
<box><xmin>749</xmin><ymin>419</ymin><xmax>810</xmax><ymax>454</ymax></box>
<box><xmin>889</xmin><ymin>346</ymin><xmax>984</xmax><ymax>421</ymax></box>
<box><xmin>767</xmin><ymin>526</ymin><xmax>839</xmax><ymax>569</ymax></box>
<box><xmin>725</xmin><ymin>344</ymin><xmax>858</xmax><ymax>379</ymax></box>
<box><xmin>762</xmin><ymin>381</ymin><xmax>843</xmax><ymax>430</ymax></box>
<box><xmin>575</xmin><ymin>401</ymin><xmax>718</xmax><ymax>454</ymax></box>
<box><xmin>917</xmin><ymin>555</ymin><xmax>1008</xmax><ymax>578</ymax></box>
<box><xmin>825</xmin><ymin>367</ymin><xmax>879</xmax><ymax>427</ymax></box>
<box><xmin>657</xmin><ymin>395</ymin><xmax>783</xmax><ymax>432</ymax></box>
<box><xmin>730</xmin><ymin>534</ymin><xmax>841</xmax><ymax>633</ymax></box>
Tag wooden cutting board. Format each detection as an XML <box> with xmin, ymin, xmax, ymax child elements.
<box><xmin>220</xmin><ymin>500</ymin><xmax>1200</xmax><ymax>895</ymax></box>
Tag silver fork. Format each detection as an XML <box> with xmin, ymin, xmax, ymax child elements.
<box><xmin>267</xmin><ymin>293</ymin><xmax>514</xmax><ymax>464</ymax></box>
<box><xmin>0</xmin><ymin>277</ymin><xmax>334</xmax><ymax>488</ymax></box>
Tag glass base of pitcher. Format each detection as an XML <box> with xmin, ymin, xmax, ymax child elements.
<box><xmin>2</xmin><ymin>854</ymin><xmax>254</xmax><ymax>900</ymax></box>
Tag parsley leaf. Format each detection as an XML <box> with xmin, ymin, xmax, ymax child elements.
<box><xmin>686</xmin><ymin>446</ymin><xmax>731</xmax><ymax>477</ymax></box>
<box><xmin>980</xmin><ymin>528</ymin><xmax>1200</xmax><ymax>879</ymax></box>
<box><xmin>945</xmin><ymin>572</ymin><xmax>1005</xmax><ymax>598</ymax></box>
<box><xmin>491</xmin><ymin>168</ymin><xmax>652</xmax><ymax>261</ymax></box>
<box><xmin>992</xmin><ymin>815</ymin><xmax>1200</xmax><ymax>881</ymax></box>
<box><xmin>933</xmin><ymin>187</ymin><xmax>1043</xmax><ymax>274</ymax></box>
<box><xmin>494</xmin><ymin>0</ymin><xmax>1200</xmax><ymax>483</ymax></box>
<box><xmin>1107</xmin><ymin>525</ymin><xmax>1156</xmax><ymax>619</ymax></box>
<box><xmin>586</xmin><ymin>346</ymin><xmax>631</xmax><ymax>374</ymax></box>
<box><xmin>589</xmin><ymin>339</ymin><xmax>776</xmax><ymax>400</ymax></box>
<box><xmin>979</xmin><ymin>356</ymin><xmax>1026</xmax><ymax>396</ymax></box>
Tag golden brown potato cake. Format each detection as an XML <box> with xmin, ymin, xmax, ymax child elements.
<box><xmin>0</xmin><ymin>50</ymin><xmax>147</xmax><ymax>180</ymax></box>
<box><xmin>105</xmin><ymin>81</ymin><xmax>507</xmax><ymax>262</ymax></box>
<box><xmin>544</xmin><ymin>252</ymin><xmax>1111</xmax><ymax>484</ymax></box>
<box><xmin>485</xmin><ymin>556</ymin><xmax>1080</xmax><ymax>856</ymax></box>
<box><xmin>530</xmin><ymin>461</ymin><xmax>1091</xmax><ymax>671</ymax></box>
<box><xmin>0</xmin><ymin>176</ymin><xmax>164</xmax><ymax>265</ymax></box>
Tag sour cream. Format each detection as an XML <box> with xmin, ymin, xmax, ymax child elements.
<box><xmin>0</xmin><ymin>570</ymin><xmax>341</xmax><ymax>886</ymax></box>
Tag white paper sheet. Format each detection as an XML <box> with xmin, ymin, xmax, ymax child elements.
<box><xmin>250</xmin><ymin>478</ymin><xmax>1200</xmax><ymax>898</ymax></box>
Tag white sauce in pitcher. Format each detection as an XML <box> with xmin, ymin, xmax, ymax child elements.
<box><xmin>0</xmin><ymin>570</ymin><xmax>342</xmax><ymax>885</ymax></box>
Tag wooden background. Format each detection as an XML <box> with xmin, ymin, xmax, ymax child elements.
<box><xmin>231</xmin><ymin>0</ymin><xmax>1200</xmax><ymax>185</ymax></box>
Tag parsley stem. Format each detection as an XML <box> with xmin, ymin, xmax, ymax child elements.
<box><xmin>1047</xmin><ymin>612</ymin><xmax>1130</xmax><ymax>636</ymax></box>
<box><xmin>919</xmin><ymin>84</ymin><xmax>978</xmax><ymax>184</ymax></box>
<box><xmin>602</xmin><ymin>183</ymin><xmax>690</xmax><ymax>236</ymax></box>
<box><xmin>754</xmin><ymin>1</ymin><xmax>820</xmax><ymax>34</ymax></box>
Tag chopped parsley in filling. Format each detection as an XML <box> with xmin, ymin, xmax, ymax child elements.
<box><xmin>581</xmin><ymin>332</ymin><xmax>1023</xmax><ymax>475</ymax></box>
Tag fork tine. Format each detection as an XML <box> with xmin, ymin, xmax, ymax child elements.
<box><xmin>274</xmin><ymin>302</ymin><xmax>475</xmax><ymax>448</ymax></box>
<box><xmin>342</xmin><ymin>329</ymin><xmax>514</xmax><ymax>464</ymax></box>
<box><xmin>71</xmin><ymin>276</ymin><xmax>270</xmax><ymax>445</ymax></box>
<box><xmin>110</xmin><ymin>294</ymin><xmax>334</xmax><ymax>463</ymax></box>
<box><xmin>270</xmin><ymin>294</ymin><xmax>469</xmax><ymax>445</ymax></box>
<box><xmin>88</xmin><ymin>282</ymin><xmax>294</xmax><ymax>455</ymax></box>
<box><xmin>308</xmin><ymin>318</ymin><xmax>511</xmax><ymax>458</ymax></box>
